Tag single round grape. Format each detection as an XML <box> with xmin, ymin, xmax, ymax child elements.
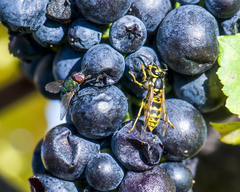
<box><xmin>41</xmin><ymin>124</ymin><xmax>100</xmax><ymax>180</ymax></box>
<box><xmin>157</xmin><ymin>5</ymin><xmax>219</xmax><ymax>75</ymax></box>
<box><xmin>0</xmin><ymin>0</ymin><xmax>49</xmax><ymax>32</ymax></box>
<box><xmin>71</xmin><ymin>85</ymin><xmax>128</xmax><ymax>139</ymax></box>
<box><xmin>28</xmin><ymin>174</ymin><xmax>81</xmax><ymax>192</ymax></box>
<box><xmin>46</xmin><ymin>0</ymin><xmax>72</xmax><ymax>23</ymax></box>
<box><xmin>111</xmin><ymin>120</ymin><xmax>163</xmax><ymax>171</ymax></box>
<box><xmin>157</xmin><ymin>99</ymin><xmax>207</xmax><ymax>161</ymax></box>
<box><xmin>118</xmin><ymin>165</ymin><xmax>176</xmax><ymax>192</ymax></box>
<box><xmin>85</xmin><ymin>153</ymin><xmax>124</xmax><ymax>191</ymax></box>
<box><xmin>205</xmin><ymin>0</ymin><xmax>240</xmax><ymax>19</ymax></box>
<box><xmin>109</xmin><ymin>15</ymin><xmax>147</xmax><ymax>53</ymax></box>
<box><xmin>32</xmin><ymin>19</ymin><xmax>67</xmax><ymax>48</ymax></box>
<box><xmin>75</xmin><ymin>0</ymin><xmax>133</xmax><ymax>24</ymax></box>
<box><xmin>160</xmin><ymin>162</ymin><xmax>194</xmax><ymax>192</ymax></box>
<box><xmin>68</xmin><ymin>18</ymin><xmax>102</xmax><ymax>51</ymax></box>
<box><xmin>80</xmin><ymin>43</ymin><xmax>125</xmax><ymax>87</ymax></box>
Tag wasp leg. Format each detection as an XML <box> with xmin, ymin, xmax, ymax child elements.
<box><xmin>128</xmin><ymin>72</ymin><xmax>143</xmax><ymax>87</ymax></box>
<box><xmin>128</xmin><ymin>100</ymin><xmax>145</xmax><ymax>133</ymax></box>
<box><xmin>168</xmin><ymin>119</ymin><xmax>175</xmax><ymax>129</ymax></box>
<box><xmin>141</xmin><ymin>62</ymin><xmax>147</xmax><ymax>81</ymax></box>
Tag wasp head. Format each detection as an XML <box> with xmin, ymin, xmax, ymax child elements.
<box><xmin>149</xmin><ymin>65</ymin><xmax>165</xmax><ymax>79</ymax></box>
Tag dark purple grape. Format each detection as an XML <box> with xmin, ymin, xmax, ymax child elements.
<box><xmin>33</xmin><ymin>53</ymin><xmax>60</xmax><ymax>100</ymax></box>
<box><xmin>160</xmin><ymin>162</ymin><xmax>194</xmax><ymax>192</ymax></box>
<box><xmin>173</xmin><ymin>63</ymin><xmax>226</xmax><ymax>113</ymax></box>
<box><xmin>68</xmin><ymin>18</ymin><xmax>102</xmax><ymax>51</ymax></box>
<box><xmin>0</xmin><ymin>0</ymin><xmax>48</xmax><ymax>33</ymax></box>
<box><xmin>118</xmin><ymin>165</ymin><xmax>176</xmax><ymax>192</ymax></box>
<box><xmin>31</xmin><ymin>139</ymin><xmax>48</xmax><ymax>175</ymax></box>
<box><xmin>109</xmin><ymin>15</ymin><xmax>147</xmax><ymax>53</ymax></box>
<box><xmin>28</xmin><ymin>174</ymin><xmax>81</xmax><ymax>192</ymax></box>
<box><xmin>41</xmin><ymin>123</ymin><xmax>100</xmax><ymax>180</ymax></box>
<box><xmin>220</xmin><ymin>8</ymin><xmax>240</xmax><ymax>35</ymax></box>
<box><xmin>157</xmin><ymin>99</ymin><xmax>207</xmax><ymax>161</ymax></box>
<box><xmin>46</xmin><ymin>0</ymin><xmax>72</xmax><ymax>23</ymax></box>
<box><xmin>111</xmin><ymin>120</ymin><xmax>163</xmax><ymax>171</ymax></box>
<box><xmin>75</xmin><ymin>0</ymin><xmax>133</xmax><ymax>24</ymax></box>
<box><xmin>85</xmin><ymin>153</ymin><xmax>124</xmax><ymax>191</ymax></box>
<box><xmin>157</xmin><ymin>5</ymin><xmax>219</xmax><ymax>75</ymax></box>
<box><xmin>8</xmin><ymin>32</ymin><xmax>47</xmax><ymax>61</ymax></box>
<box><xmin>71</xmin><ymin>0</ymin><xmax>84</xmax><ymax>20</ymax></box>
<box><xmin>71</xmin><ymin>85</ymin><xmax>128</xmax><ymax>139</ymax></box>
<box><xmin>20</xmin><ymin>59</ymin><xmax>40</xmax><ymax>82</ymax></box>
<box><xmin>182</xmin><ymin>157</ymin><xmax>199</xmax><ymax>179</ymax></box>
<box><xmin>127</xmin><ymin>0</ymin><xmax>172</xmax><ymax>32</ymax></box>
<box><xmin>53</xmin><ymin>43</ymin><xmax>84</xmax><ymax>80</ymax></box>
<box><xmin>205</xmin><ymin>0</ymin><xmax>240</xmax><ymax>19</ymax></box>
<box><xmin>80</xmin><ymin>43</ymin><xmax>125</xmax><ymax>87</ymax></box>
<box><xmin>32</xmin><ymin>19</ymin><xmax>68</xmax><ymax>48</ymax></box>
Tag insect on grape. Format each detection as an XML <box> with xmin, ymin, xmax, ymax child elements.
<box><xmin>128</xmin><ymin>54</ymin><xmax>174</xmax><ymax>136</ymax></box>
<box><xmin>45</xmin><ymin>67</ymin><xmax>92</xmax><ymax>120</ymax></box>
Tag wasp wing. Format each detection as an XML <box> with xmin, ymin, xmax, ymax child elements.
<box><xmin>144</xmin><ymin>85</ymin><xmax>154</xmax><ymax>131</ymax></box>
<box><xmin>161</xmin><ymin>87</ymin><xmax>169</xmax><ymax>136</ymax></box>
<box><xmin>60</xmin><ymin>91</ymin><xmax>75</xmax><ymax>120</ymax></box>
<box><xmin>45</xmin><ymin>80</ymin><xmax>64</xmax><ymax>94</ymax></box>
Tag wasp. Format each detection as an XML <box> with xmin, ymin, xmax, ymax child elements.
<box><xmin>45</xmin><ymin>67</ymin><xmax>92</xmax><ymax>120</ymax></box>
<box><xmin>128</xmin><ymin>55</ymin><xmax>174</xmax><ymax>136</ymax></box>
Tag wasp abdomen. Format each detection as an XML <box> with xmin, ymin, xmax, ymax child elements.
<box><xmin>145</xmin><ymin>97</ymin><xmax>162</xmax><ymax>131</ymax></box>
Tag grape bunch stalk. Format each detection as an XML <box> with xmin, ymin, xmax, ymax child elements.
<box><xmin>1</xmin><ymin>0</ymin><xmax>239</xmax><ymax>191</ymax></box>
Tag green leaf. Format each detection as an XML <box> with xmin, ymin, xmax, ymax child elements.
<box><xmin>211</xmin><ymin>121</ymin><xmax>240</xmax><ymax>145</ymax></box>
<box><xmin>217</xmin><ymin>34</ymin><xmax>240</xmax><ymax>117</ymax></box>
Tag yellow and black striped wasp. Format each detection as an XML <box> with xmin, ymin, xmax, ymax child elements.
<box><xmin>128</xmin><ymin>55</ymin><xmax>174</xmax><ymax>136</ymax></box>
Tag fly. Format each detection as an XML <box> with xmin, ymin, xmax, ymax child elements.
<box><xmin>45</xmin><ymin>68</ymin><xmax>91</xmax><ymax>120</ymax></box>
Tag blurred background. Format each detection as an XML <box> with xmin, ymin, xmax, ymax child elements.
<box><xmin>0</xmin><ymin>21</ymin><xmax>240</xmax><ymax>192</ymax></box>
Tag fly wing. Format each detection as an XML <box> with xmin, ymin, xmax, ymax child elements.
<box><xmin>45</xmin><ymin>80</ymin><xmax>64</xmax><ymax>93</ymax></box>
<box><xmin>161</xmin><ymin>87</ymin><xmax>169</xmax><ymax>136</ymax></box>
<box><xmin>144</xmin><ymin>85</ymin><xmax>154</xmax><ymax>131</ymax></box>
<box><xmin>60</xmin><ymin>91</ymin><xmax>75</xmax><ymax>120</ymax></box>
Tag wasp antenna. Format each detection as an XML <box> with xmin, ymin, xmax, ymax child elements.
<box><xmin>137</xmin><ymin>54</ymin><xmax>148</xmax><ymax>68</ymax></box>
<box><xmin>138</xmin><ymin>54</ymin><xmax>159</xmax><ymax>67</ymax></box>
<box><xmin>161</xmin><ymin>62</ymin><xmax>168</xmax><ymax>71</ymax></box>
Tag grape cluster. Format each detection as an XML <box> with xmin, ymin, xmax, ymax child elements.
<box><xmin>0</xmin><ymin>0</ymin><xmax>236</xmax><ymax>191</ymax></box>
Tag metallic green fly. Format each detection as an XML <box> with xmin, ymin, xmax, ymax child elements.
<box><xmin>45</xmin><ymin>69</ymin><xmax>91</xmax><ymax>120</ymax></box>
